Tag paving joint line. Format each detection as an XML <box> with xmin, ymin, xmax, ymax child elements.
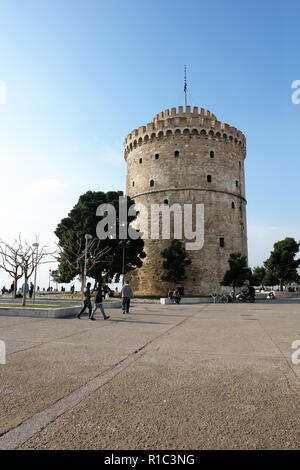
<box><xmin>254</xmin><ymin>315</ymin><xmax>300</xmax><ymax>385</ymax></box>
<box><xmin>0</xmin><ymin>304</ymin><xmax>208</xmax><ymax>450</ymax></box>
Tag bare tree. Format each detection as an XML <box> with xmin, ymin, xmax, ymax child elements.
<box><xmin>57</xmin><ymin>238</ymin><xmax>113</xmax><ymax>292</ymax></box>
<box><xmin>0</xmin><ymin>237</ymin><xmax>56</xmax><ymax>305</ymax></box>
<box><xmin>0</xmin><ymin>237</ymin><xmax>24</xmax><ymax>297</ymax></box>
<box><xmin>19</xmin><ymin>238</ymin><xmax>56</xmax><ymax>306</ymax></box>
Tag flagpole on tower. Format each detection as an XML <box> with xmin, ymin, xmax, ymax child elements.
<box><xmin>184</xmin><ymin>64</ymin><xmax>187</xmax><ymax>108</ymax></box>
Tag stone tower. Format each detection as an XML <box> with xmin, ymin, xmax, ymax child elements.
<box><xmin>124</xmin><ymin>105</ymin><xmax>247</xmax><ymax>296</ymax></box>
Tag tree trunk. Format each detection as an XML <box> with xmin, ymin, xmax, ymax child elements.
<box><xmin>279</xmin><ymin>280</ymin><xmax>283</xmax><ymax>291</ymax></box>
<box><xmin>22</xmin><ymin>272</ymin><xmax>28</xmax><ymax>306</ymax></box>
<box><xmin>14</xmin><ymin>275</ymin><xmax>17</xmax><ymax>298</ymax></box>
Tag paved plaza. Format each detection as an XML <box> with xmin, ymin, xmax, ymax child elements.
<box><xmin>0</xmin><ymin>300</ymin><xmax>299</xmax><ymax>450</ymax></box>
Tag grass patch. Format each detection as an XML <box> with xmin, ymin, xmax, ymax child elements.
<box><xmin>0</xmin><ymin>304</ymin><xmax>63</xmax><ymax>309</ymax></box>
<box><xmin>33</xmin><ymin>298</ymin><xmax>81</xmax><ymax>302</ymax></box>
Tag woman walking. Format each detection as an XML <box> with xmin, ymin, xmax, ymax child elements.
<box><xmin>90</xmin><ymin>282</ymin><xmax>110</xmax><ymax>321</ymax></box>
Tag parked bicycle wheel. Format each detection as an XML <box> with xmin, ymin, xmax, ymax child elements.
<box><xmin>222</xmin><ymin>294</ymin><xmax>229</xmax><ymax>303</ymax></box>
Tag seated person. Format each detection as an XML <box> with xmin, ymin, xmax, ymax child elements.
<box><xmin>16</xmin><ymin>288</ymin><xmax>23</xmax><ymax>298</ymax></box>
<box><xmin>172</xmin><ymin>288</ymin><xmax>181</xmax><ymax>304</ymax></box>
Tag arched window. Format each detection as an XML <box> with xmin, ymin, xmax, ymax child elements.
<box><xmin>150</xmin><ymin>179</ymin><xmax>154</xmax><ymax>187</ymax></box>
<box><xmin>164</xmin><ymin>199</ymin><xmax>168</xmax><ymax>205</ymax></box>
<box><xmin>210</xmin><ymin>150</ymin><xmax>214</xmax><ymax>158</ymax></box>
<box><xmin>139</xmin><ymin>158</ymin><xmax>142</xmax><ymax>164</ymax></box>
<box><xmin>219</xmin><ymin>237</ymin><xmax>225</xmax><ymax>247</ymax></box>
<box><xmin>207</xmin><ymin>175</ymin><xmax>212</xmax><ymax>183</ymax></box>
<box><xmin>174</xmin><ymin>150</ymin><xmax>179</xmax><ymax>157</ymax></box>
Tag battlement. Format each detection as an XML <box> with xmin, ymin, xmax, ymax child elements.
<box><xmin>124</xmin><ymin>106</ymin><xmax>246</xmax><ymax>158</ymax></box>
<box><xmin>152</xmin><ymin>106</ymin><xmax>217</xmax><ymax>122</ymax></box>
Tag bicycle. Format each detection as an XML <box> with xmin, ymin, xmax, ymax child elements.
<box><xmin>210</xmin><ymin>293</ymin><xmax>229</xmax><ymax>303</ymax></box>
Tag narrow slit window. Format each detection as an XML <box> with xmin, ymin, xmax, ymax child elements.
<box><xmin>210</xmin><ymin>150</ymin><xmax>214</xmax><ymax>158</ymax></box>
<box><xmin>150</xmin><ymin>179</ymin><xmax>154</xmax><ymax>187</ymax></box>
<box><xmin>139</xmin><ymin>158</ymin><xmax>142</xmax><ymax>164</ymax></box>
<box><xmin>164</xmin><ymin>199</ymin><xmax>168</xmax><ymax>205</ymax></box>
<box><xmin>232</xmin><ymin>201</ymin><xmax>235</xmax><ymax>209</ymax></box>
<box><xmin>220</xmin><ymin>237</ymin><xmax>225</xmax><ymax>247</ymax></box>
<box><xmin>155</xmin><ymin>153</ymin><xmax>159</xmax><ymax>160</ymax></box>
<box><xmin>132</xmin><ymin>181</ymin><xmax>135</xmax><ymax>187</ymax></box>
<box><xmin>207</xmin><ymin>175</ymin><xmax>212</xmax><ymax>183</ymax></box>
<box><xmin>174</xmin><ymin>150</ymin><xmax>179</xmax><ymax>157</ymax></box>
<box><xmin>236</xmin><ymin>180</ymin><xmax>239</xmax><ymax>187</ymax></box>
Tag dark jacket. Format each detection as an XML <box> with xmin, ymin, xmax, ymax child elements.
<box><xmin>249</xmin><ymin>286</ymin><xmax>255</xmax><ymax>297</ymax></box>
<box><xmin>84</xmin><ymin>287</ymin><xmax>91</xmax><ymax>302</ymax></box>
<box><xmin>94</xmin><ymin>288</ymin><xmax>104</xmax><ymax>303</ymax></box>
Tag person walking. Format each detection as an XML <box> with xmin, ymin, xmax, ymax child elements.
<box><xmin>121</xmin><ymin>280</ymin><xmax>134</xmax><ymax>314</ymax></box>
<box><xmin>90</xmin><ymin>282</ymin><xmax>110</xmax><ymax>321</ymax></box>
<box><xmin>29</xmin><ymin>282</ymin><xmax>34</xmax><ymax>299</ymax></box>
<box><xmin>77</xmin><ymin>282</ymin><xmax>92</xmax><ymax>319</ymax></box>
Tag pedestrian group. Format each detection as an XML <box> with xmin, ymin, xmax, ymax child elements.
<box><xmin>77</xmin><ymin>280</ymin><xmax>134</xmax><ymax>321</ymax></box>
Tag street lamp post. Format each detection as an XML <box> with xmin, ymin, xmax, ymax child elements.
<box><xmin>82</xmin><ymin>234</ymin><xmax>93</xmax><ymax>299</ymax></box>
<box><xmin>32</xmin><ymin>242</ymin><xmax>39</xmax><ymax>304</ymax></box>
<box><xmin>49</xmin><ymin>269</ymin><xmax>51</xmax><ymax>291</ymax></box>
<box><xmin>119</xmin><ymin>240</ymin><xmax>132</xmax><ymax>285</ymax></box>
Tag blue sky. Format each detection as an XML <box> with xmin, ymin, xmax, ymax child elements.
<box><xmin>0</xmin><ymin>0</ymin><xmax>299</xmax><ymax>288</ymax></box>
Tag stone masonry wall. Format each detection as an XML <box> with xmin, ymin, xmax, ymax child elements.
<box><xmin>124</xmin><ymin>106</ymin><xmax>247</xmax><ymax>296</ymax></box>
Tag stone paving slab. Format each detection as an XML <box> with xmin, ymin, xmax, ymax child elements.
<box><xmin>19</xmin><ymin>353</ymin><xmax>299</xmax><ymax>450</ymax></box>
<box><xmin>0</xmin><ymin>304</ymin><xmax>187</xmax><ymax>438</ymax></box>
<box><xmin>0</xmin><ymin>302</ymin><xmax>299</xmax><ymax>449</ymax></box>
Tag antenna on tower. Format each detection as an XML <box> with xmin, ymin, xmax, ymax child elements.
<box><xmin>184</xmin><ymin>64</ymin><xmax>187</xmax><ymax>108</ymax></box>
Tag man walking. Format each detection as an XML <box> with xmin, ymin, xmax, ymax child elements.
<box><xmin>77</xmin><ymin>282</ymin><xmax>92</xmax><ymax>319</ymax></box>
<box><xmin>90</xmin><ymin>282</ymin><xmax>110</xmax><ymax>321</ymax></box>
<box><xmin>121</xmin><ymin>280</ymin><xmax>134</xmax><ymax>314</ymax></box>
<box><xmin>29</xmin><ymin>282</ymin><xmax>34</xmax><ymax>299</ymax></box>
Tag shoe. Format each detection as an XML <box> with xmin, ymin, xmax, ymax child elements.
<box><xmin>122</xmin><ymin>311</ymin><xmax>125</xmax><ymax>314</ymax></box>
<box><xmin>104</xmin><ymin>316</ymin><xmax>110</xmax><ymax>320</ymax></box>
<box><xmin>77</xmin><ymin>315</ymin><xmax>81</xmax><ymax>319</ymax></box>
<box><xmin>90</xmin><ymin>317</ymin><xmax>96</xmax><ymax>321</ymax></box>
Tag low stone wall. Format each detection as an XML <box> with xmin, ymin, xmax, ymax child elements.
<box><xmin>0</xmin><ymin>299</ymin><xmax>81</xmax><ymax>306</ymax></box>
<box><xmin>0</xmin><ymin>301</ymin><xmax>122</xmax><ymax>318</ymax></box>
<box><xmin>0</xmin><ymin>306</ymin><xmax>77</xmax><ymax>318</ymax></box>
<box><xmin>161</xmin><ymin>297</ymin><xmax>210</xmax><ymax>305</ymax></box>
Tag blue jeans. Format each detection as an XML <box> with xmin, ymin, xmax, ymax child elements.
<box><xmin>91</xmin><ymin>302</ymin><xmax>106</xmax><ymax>319</ymax></box>
<box><xmin>122</xmin><ymin>297</ymin><xmax>130</xmax><ymax>313</ymax></box>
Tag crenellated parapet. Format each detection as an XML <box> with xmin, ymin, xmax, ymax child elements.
<box><xmin>151</xmin><ymin>105</ymin><xmax>217</xmax><ymax>122</ymax></box>
<box><xmin>124</xmin><ymin>106</ymin><xmax>246</xmax><ymax>159</ymax></box>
